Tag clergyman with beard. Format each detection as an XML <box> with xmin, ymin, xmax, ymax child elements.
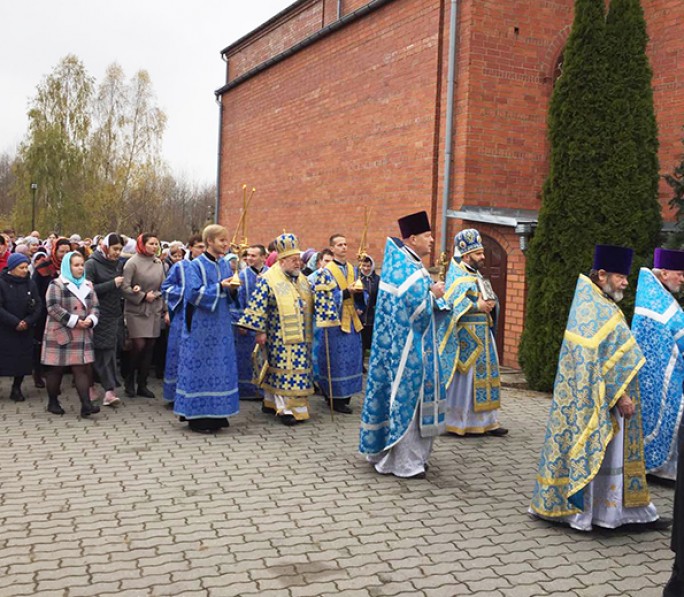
<box><xmin>436</xmin><ymin>228</ymin><xmax>508</xmax><ymax>437</ymax></box>
<box><xmin>529</xmin><ymin>244</ymin><xmax>668</xmax><ymax>532</ymax></box>
<box><xmin>632</xmin><ymin>247</ymin><xmax>684</xmax><ymax>483</ymax></box>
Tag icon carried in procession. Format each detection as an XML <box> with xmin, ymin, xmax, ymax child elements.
<box><xmin>251</xmin><ymin>344</ymin><xmax>269</xmax><ymax>386</ymax></box>
<box><xmin>477</xmin><ymin>278</ymin><xmax>497</xmax><ymax>303</ymax></box>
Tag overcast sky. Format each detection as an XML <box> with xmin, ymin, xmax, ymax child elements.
<box><xmin>0</xmin><ymin>0</ymin><xmax>293</xmax><ymax>186</ymax></box>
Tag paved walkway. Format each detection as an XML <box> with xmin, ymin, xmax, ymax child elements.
<box><xmin>0</xmin><ymin>377</ymin><xmax>673</xmax><ymax>597</ymax></box>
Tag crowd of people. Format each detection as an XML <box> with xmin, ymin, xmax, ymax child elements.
<box><xmin>2</xmin><ymin>212</ymin><xmax>684</xmax><ymax>595</ymax></box>
<box><xmin>0</xmin><ymin>226</ymin><xmax>380</xmax><ymax>427</ymax></box>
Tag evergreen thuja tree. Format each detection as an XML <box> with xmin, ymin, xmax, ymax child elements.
<box><xmin>665</xmin><ymin>128</ymin><xmax>684</xmax><ymax>247</ymax></box>
<box><xmin>601</xmin><ymin>0</ymin><xmax>661</xmax><ymax>311</ymax></box>
<box><xmin>519</xmin><ymin>0</ymin><xmax>609</xmax><ymax>391</ymax></box>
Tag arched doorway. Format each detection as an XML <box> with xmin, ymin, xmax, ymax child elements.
<box><xmin>480</xmin><ymin>234</ymin><xmax>507</xmax><ymax>361</ymax></box>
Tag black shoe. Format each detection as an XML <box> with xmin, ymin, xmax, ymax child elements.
<box><xmin>262</xmin><ymin>404</ymin><xmax>276</xmax><ymax>415</ymax></box>
<box><xmin>33</xmin><ymin>373</ymin><xmax>45</xmax><ymax>389</ymax></box>
<box><xmin>81</xmin><ymin>403</ymin><xmax>100</xmax><ymax>418</ymax></box>
<box><xmin>406</xmin><ymin>471</ymin><xmax>426</xmax><ymax>480</ymax></box>
<box><xmin>136</xmin><ymin>386</ymin><xmax>155</xmax><ymax>398</ymax></box>
<box><xmin>333</xmin><ymin>403</ymin><xmax>353</xmax><ymax>414</ymax></box>
<box><xmin>190</xmin><ymin>426</ymin><xmax>214</xmax><ymax>434</ymax></box>
<box><xmin>486</xmin><ymin>427</ymin><xmax>509</xmax><ymax>437</ymax></box>
<box><xmin>281</xmin><ymin>414</ymin><xmax>298</xmax><ymax>426</ymax></box>
<box><xmin>643</xmin><ymin>517</ymin><xmax>672</xmax><ymax>531</ymax></box>
<box><xmin>124</xmin><ymin>382</ymin><xmax>135</xmax><ymax>398</ymax></box>
<box><xmin>10</xmin><ymin>387</ymin><xmax>25</xmax><ymax>402</ymax></box>
<box><xmin>47</xmin><ymin>399</ymin><xmax>65</xmax><ymax>415</ymax></box>
<box><xmin>663</xmin><ymin>566</ymin><xmax>684</xmax><ymax>597</ymax></box>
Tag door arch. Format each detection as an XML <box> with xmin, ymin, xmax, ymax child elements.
<box><xmin>479</xmin><ymin>234</ymin><xmax>507</xmax><ymax>360</ymax></box>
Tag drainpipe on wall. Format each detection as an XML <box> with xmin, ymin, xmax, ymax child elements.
<box><xmin>214</xmin><ymin>94</ymin><xmax>223</xmax><ymax>225</ymax></box>
<box><xmin>440</xmin><ymin>0</ymin><xmax>460</xmax><ymax>254</ymax></box>
<box><xmin>337</xmin><ymin>0</ymin><xmax>343</xmax><ymax>19</ymax></box>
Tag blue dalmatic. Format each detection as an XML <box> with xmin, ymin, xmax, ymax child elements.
<box><xmin>161</xmin><ymin>260</ymin><xmax>190</xmax><ymax>403</ymax></box>
<box><xmin>359</xmin><ymin>238</ymin><xmax>446</xmax><ymax>455</ymax></box>
<box><xmin>632</xmin><ymin>267</ymin><xmax>684</xmax><ymax>472</ymax></box>
<box><xmin>174</xmin><ymin>254</ymin><xmax>239</xmax><ymax>420</ymax></box>
<box><xmin>313</xmin><ymin>264</ymin><xmax>364</xmax><ymax>399</ymax></box>
<box><xmin>234</xmin><ymin>265</ymin><xmax>268</xmax><ymax>398</ymax></box>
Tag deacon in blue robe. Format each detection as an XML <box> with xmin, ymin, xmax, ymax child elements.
<box><xmin>161</xmin><ymin>260</ymin><xmax>190</xmax><ymax>404</ymax></box>
<box><xmin>359</xmin><ymin>211</ymin><xmax>446</xmax><ymax>479</ymax></box>
<box><xmin>632</xmin><ymin>247</ymin><xmax>684</xmax><ymax>481</ymax></box>
<box><xmin>234</xmin><ymin>245</ymin><xmax>269</xmax><ymax>399</ymax></box>
<box><xmin>314</xmin><ymin>235</ymin><xmax>364</xmax><ymax>414</ymax></box>
<box><xmin>174</xmin><ymin>225</ymin><xmax>239</xmax><ymax>433</ymax></box>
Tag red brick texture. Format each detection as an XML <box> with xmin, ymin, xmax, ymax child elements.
<box><xmin>218</xmin><ymin>0</ymin><xmax>684</xmax><ymax>368</ymax></box>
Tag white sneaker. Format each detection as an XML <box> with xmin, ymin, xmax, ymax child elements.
<box><xmin>103</xmin><ymin>391</ymin><xmax>120</xmax><ymax>407</ymax></box>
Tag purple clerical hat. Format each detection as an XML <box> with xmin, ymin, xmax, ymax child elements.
<box><xmin>398</xmin><ymin>211</ymin><xmax>431</xmax><ymax>239</ymax></box>
<box><xmin>593</xmin><ymin>244</ymin><xmax>634</xmax><ymax>276</ymax></box>
<box><xmin>654</xmin><ymin>247</ymin><xmax>684</xmax><ymax>271</ymax></box>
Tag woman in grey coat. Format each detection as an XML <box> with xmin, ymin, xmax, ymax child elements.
<box><xmin>85</xmin><ymin>233</ymin><xmax>124</xmax><ymax>406</ymax></box>
<box><xmin>121</xmin><ymin>233</ymin><xmax>166</xmax><ymax>398</ymax></box>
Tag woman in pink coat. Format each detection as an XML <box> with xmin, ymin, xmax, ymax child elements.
<box><xmin>42</xmin><ymin>252</ymin><xmax>101</xmax><ymax>417</ymax></box>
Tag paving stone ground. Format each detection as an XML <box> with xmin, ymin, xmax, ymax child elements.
<box><xmin>0</xmin><ymin>376</ymin><xmax>674</xmax><ymax>597</ymax></box>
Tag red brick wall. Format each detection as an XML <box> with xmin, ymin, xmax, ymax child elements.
<box><xmin>218</xmin><ymin>0</ymin><xmax>684</xmax><ymax>370</ymax></box>
<box><xmin>225</xmin><ymin>1</ymin><xmax>323</xmax><ymax>81</ymax></box>
<box><xmin>453</xmin><ymin>0</ymin><xmax>573</xmax><ymax>214</ymax></box>
<box><xmin>457</xmin><ymin>0</ymin><xmax>684</xmax><ymax>217</ymax></box>
<box><xmin>645</xmin><ymin>0</ymin><xmax>684</xmax><ymax>218</ymax></box>
<box><xmin>219</xmin><ymin>0</ymin><xmax>444</xmax><ymax>261</ymax></box>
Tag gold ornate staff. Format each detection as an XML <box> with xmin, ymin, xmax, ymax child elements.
<box><xmin>229</xmin><ymin>184</ymin><xmax>256</xmax><ymax>287</ymax></box>
<box><xmin>438</xmin><ymin>251</ymin><xmax>449</xmax><ymax>282</ymax></box>
<box><xmin>351</xmin><ymin>207</ymin><xmax>372</xmax><ymax>291</ymax></box>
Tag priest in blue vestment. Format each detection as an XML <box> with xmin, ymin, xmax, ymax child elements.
<box><xmin>530</xmin><ymin>245</ymin><xmax>665</xmax><ymax>531</ymax></box>
<box><xmin>234</xmin><ymin>244</ymin><xmax>269</xmax><ymax>399</ymax></box>
<box><xmin>437</xmin><ymin>228</ymin><xmax>507</xmax><ymax>437</ymax></box>
<box><xmin>174</xmin><ymin>225</ymin><xmax>239</xmax><ymax>433</ymax></box>
<box><xmin>313</xmin><ymin>234</ymin><xmax>365</xmax><ymax>414</ymax></box>
<box><xmin>632</xmin><ymin>247</ymin><xmax>684</xmax><ymax>481</ymax></box>
<box><xmin>359</xmin><ymin>211</ymin><xmax>446</xmax><ymax>479</ymax></box>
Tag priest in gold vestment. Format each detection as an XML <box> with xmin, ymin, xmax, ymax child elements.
<box><xmin>529</xmin><ymin>245</ymin><xmax>666</xmax><ymax>531</ymax></box>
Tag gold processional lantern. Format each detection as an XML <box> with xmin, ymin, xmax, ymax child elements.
<box><xmin>228</xmin><ymin>184</ymin><xmax>256</xmax><ymax>288</ymax></box>
<box><xmin>351</xmin><ymin>206</ymin><xmax>372</xmax><ymax>292</ymax></box>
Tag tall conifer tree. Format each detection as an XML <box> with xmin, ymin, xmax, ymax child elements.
<box><xmin>519</xmin><ymin>0</ymin><xmax>661</xmax><ymax>391</ymax></box>
<box><xmin>602</xmin><ymin>0</ymin><xmax>661</xmax><ymax>287</ymax></box>
<box><xmin>519</xmin><ymin>0</ymin><xmax>609</xmax><ymax>390</ymax></box>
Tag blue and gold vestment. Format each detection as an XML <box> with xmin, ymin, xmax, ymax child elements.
<box><xmin>359</xmin><ymin>238</ymin><xmax>446</xmax><ymax>455</ymax></box>
<box><xmin>239</xmin><ymin>264</ymin><xmax>338</xmax><ymax>418</ymax></box>
<box><xmin>632</xmin><ymin>267</ymin><xmax>684</xmax><ymax>474</ymax></box>
<box><xmin>234</xmin><ymin>265</ymin><xmax>268</xmax><ymax>398</ymax></box>
<box><xmin>313</xmin><ymin>262</ymin><xmax>364</xmax><ymax>399</ymax></box>
<box><xmin>437</xmin><ymin>259</ymin><xmax>500</xmax><ymax>411</ymax></box>
<box><xmin>530</xmin><ymin>275</ymin><xmax>650</xmax><ymax>517</ymax></box>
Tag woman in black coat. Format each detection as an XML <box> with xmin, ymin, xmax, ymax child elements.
<box><xmin>0</xmin><ymin>254</ymin><xmax>43</xmax><ymax>401</ymax></box>
<box><xmin>359</xmin><ymin>255</ymin><xmax>380</xmax><ymax>353</ymax></box>
<box><xmin>84</xmin><ymin>233</ymin><xmax>124</xmax><ymax>406</ymax></box>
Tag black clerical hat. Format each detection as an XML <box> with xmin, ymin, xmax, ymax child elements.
<box><xmin>654</xmin><ymin>247</ymin><xmax>684</xmax><ymax>271</ymax></box>
<box><xmin>593</xmin><ymin>244</ymin><xmax>634</xmax><ymax>276</ymax></box>
<box><xmin>398</xmin><ymin>211</ymin><xmax>431</xmax><ymax>239</ymax></box>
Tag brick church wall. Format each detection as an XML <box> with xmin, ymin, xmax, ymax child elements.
<box><xmin>219</xmin><ymin>0</ymin><xmax>445</xmax><ymax>260</ymax></box>
<box><xmin>218</xmin><ymin>0</ymin><xmax>684</xmax><ymax>369</ymax></box>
